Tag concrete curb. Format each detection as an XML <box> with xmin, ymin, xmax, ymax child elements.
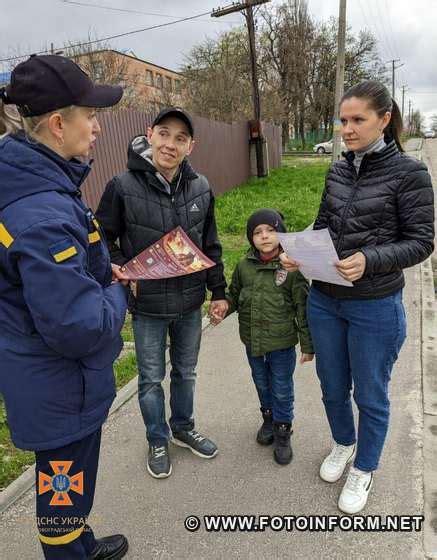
<box><xmin>422</xmin><ymin>143</ymin><xmax>437</xmax><ymax>559</ymax></box>
<box><xmin>0</xmin><ymin>316</ymin><xmax>212</xmax><ymax>515</ymax></box>
<box><xmin>421</xmin><ymin>259</ymin><xmax>437</xmax><ymax>559</ymax></box>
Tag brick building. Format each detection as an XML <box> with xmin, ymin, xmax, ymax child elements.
<box><xmin>74</xmin><ymin>49</ymin><xmax>183</xmax><ymax>112</ymax></box>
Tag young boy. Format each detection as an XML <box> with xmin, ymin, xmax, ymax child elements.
<box><xmin>221</xmin><ymin>209</ymin><xmax>314</xmax><ymax>465</ymax></box>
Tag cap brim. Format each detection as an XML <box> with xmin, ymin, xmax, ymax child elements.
<box><xmin>153</xmin><ymin>110</ymin><xmax>194</xmax><ymax>137</ymax></box>
<box><xmin>77</xmin><ymin>84</ymin><xmax>123</xmax><ymax>109</ymax></box>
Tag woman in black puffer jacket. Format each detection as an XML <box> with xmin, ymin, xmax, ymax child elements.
<box><xmin>281</xmin><ymin>80</ymin><xmax>434</xmax><ymax>514</ymax></box>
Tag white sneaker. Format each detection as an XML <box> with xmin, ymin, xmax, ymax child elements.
<box><xmin>319</xmin><ymin>443</ymin><xmax>355</xmax><ymax>482</ymax></box>
<box><xmin>338</xmin><ymin>466</ymin><xmax>373</xmax><ymax>514</ymax></box>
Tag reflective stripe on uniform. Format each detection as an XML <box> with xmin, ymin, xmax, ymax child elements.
<box><xmin>88</xmin><ymin>231</ymin><xmax>100</xmax><ymax>244</ymax></box>
<box><xmin>0</xmin><ymin>223</ymin><xmax>14</xmax><ymax>248</ymax></box>
<box><xmin>53</xmin><ymin>246</ymin><xmax>78</xmax><ymax>263</ymax></box>
<box><xmin>39</xmin><ymin>524</ymin><xmax>84</xmax><ymax>545</ymax></box>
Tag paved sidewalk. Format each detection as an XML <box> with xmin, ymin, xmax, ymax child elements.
<box><xmin>0</xmin><ymin>139</ymin><xmax>433</xmax><ymax>559</ymax></box>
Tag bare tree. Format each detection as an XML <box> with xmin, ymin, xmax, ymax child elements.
<box><xmin>182</xmin><ymin>29</ymin><xmax>253</xmax><ymax>122</ymax></box>
<box><xmin>430</xmin><ymin>114</ymin><xmax>437</xmax><ymax>133</ymax></box>
<box><xmin>65</xmin><ymin>36</ymin><xmax>151</xmax><ymax>111</ymax></box>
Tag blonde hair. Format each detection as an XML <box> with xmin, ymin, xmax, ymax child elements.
<box><xmin>0</xmin><ymin>101</ymin><xmax>77</xmax><ymax>141</ymax></box>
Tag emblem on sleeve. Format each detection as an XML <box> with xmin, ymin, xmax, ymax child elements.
<box><xmin>49</xmin><ymin>238</ymin><xmax>78</xmax><ymax>263</ymax></box>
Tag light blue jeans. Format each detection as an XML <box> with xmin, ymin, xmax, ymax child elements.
<box><xmin>132</xmin><ymin>309</ymin><xmax>202</xmax><ymax>446</ymax></box>
<box><xmin>307</xmin><ymin>287</ymin><xmax>407</xmax><ymax>472</ymax></box>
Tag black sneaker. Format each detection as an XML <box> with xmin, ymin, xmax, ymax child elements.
<box><xmin>171</xmin><ymin>429</ymin><xmax>218</xmax><ymax>459</ymax></box>
<box><xmin>88</xmin><ymin>534</ymin><xmax>128</xmax><ymax>559</ymax></box>
<box><xmin>147</xmin><ymin>444</ymin><xmax>172</xmax><ymax>478</ymax></box>
<box><xmin>257</xmin><ymin>408</ymin><xmax>274</xmax><ymax>445</ymax></box>
<box><xmin>273</xmin><ymin>423</ymin><xmax>293</xmax><ymax>465</ymax></box>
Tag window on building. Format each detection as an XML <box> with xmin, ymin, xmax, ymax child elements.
<box><xmin>155</xmin><ymin>73</ymin><xmax>163</xmax><ymax>89</ymax></box>
<box><xmin>165</xmin><ymin>76</ymin><xmax>173</xmax><ymax>91</ymax></box>
<box><xmin>174</xmin><ymin>79</ymin><xmax>182</xmax><ymax>94</ymax></box>
<box><xmin>146</xmin><ymin>70</ymin><xmax>153</xmax><ymax>86</ymax></box>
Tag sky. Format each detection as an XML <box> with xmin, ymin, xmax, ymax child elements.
<box><xmin>1</xmin><ymin>0</ymin><xmax>436</xmax><ymax>127</ymax></box>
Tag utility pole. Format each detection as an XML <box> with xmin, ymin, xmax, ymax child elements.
<box><xmin>401</xmin><ymin>85</ymin><xmax>407</xmax><ymax>124</ymax></box>
<box><xmin>408</xmin><ymin>99</ymin><xmax>412</xmax><ymax>135</ymax></box>
<box><xmin>386</xmin><ymin>59</ymin><xmax>404</xmax><ymax>100</ymax></box>
<box><xmin>212</xmin><ymin>0</ymin><xmax>271</xmax><ymax>177</ymax></box>
<box><xmin>332</xmin><ymin>0</ymin><xmax>347</xmax><ymax>162</ymax></box>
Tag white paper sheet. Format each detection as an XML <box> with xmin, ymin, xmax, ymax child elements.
<box><xmin>277</xmin><ymin>228</ymin><xmax>353</xmax><ymax>287</ymax></box>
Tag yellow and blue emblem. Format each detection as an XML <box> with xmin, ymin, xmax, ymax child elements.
<box><xmin>49</xmin><ymin>238</ymin><xmax>78</xmax><ymax>263</ymax></box>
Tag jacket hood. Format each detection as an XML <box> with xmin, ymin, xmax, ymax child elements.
<box><xmin>127</xmin><ymin>134</ymin><xmax>197</xmax><ymax>181</ymax></box>
<box><xmin>0</xmin><ymin>131</ymin><xmax>91</xmax><ymax>210</ymax></box>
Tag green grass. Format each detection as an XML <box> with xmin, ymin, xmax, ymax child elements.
<box><xmin>215</xmin><ymin>158</ymin><xmax>329</xmax><ymax>283</ymax></box>
<box><xmin>121</xmin><ymin>314</ymin><xmax>133</xmax><ymax>342</ymax></box>
<box><xmin>114</xmin><ymin>352</ymin><xmax>138</xmax><ymax>390</ymax></box>
<box><xmin>0</xmin><ymin>158</ymin><xmax>328</xmax><ymax>489</ymax></box>
<box><xmin>0</xmin><ymin>399</ymin><xmax>34</xmax><ymax>491</ymax></box>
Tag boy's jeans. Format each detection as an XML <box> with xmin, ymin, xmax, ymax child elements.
<box><xmin>246</xmin><ymin>347</ymin><xmax>297</xmax><ymax>424</ymax></box>
<box><xmin>307</xmin><ymin>287</ymin><xmax>407</xmax><ymax>472</ymax></box>
<box><xmin>132</xmin><ymin>309</ymin><xmax>202</xmax><ymax>446</ymax></box>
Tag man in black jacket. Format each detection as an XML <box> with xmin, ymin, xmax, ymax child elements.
<box><xmin>96</xmin><ymin>108</ymin><xmax>228</xmax><ymax>478</ymax></box>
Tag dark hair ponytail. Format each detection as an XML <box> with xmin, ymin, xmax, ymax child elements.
<box><xmin>341</xmin><ymin>80</ymin><xmax>404</xmax><ymax>153</ymax></box>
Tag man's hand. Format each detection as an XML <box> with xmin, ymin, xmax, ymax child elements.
<box><xmin>279</xmin><ymin>253</ymin><xmax>300</xmax><ymax>272</ymax></box>
<box><xmin>300</xmin><ymin>353</ymin><xmax>314</xmax><ymax>365</ymax></box>
<box><xmin>111</xmin><ymin>264</ymin><xmax>130</xmax><ymax>286</ymax></box>
<box><xmin>335</xmin><ymin>252</ymin><xmax>366</xmax><ymax>282</ymax></box>
<box><xmin>208</xmin><ymin>299</ymin><xmax>229</xmax><ymax>326</ymax></box>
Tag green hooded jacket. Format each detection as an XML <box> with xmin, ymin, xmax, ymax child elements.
<box><xmin>227</xmin><ymin>248</ymin><xmax>314</xmax><ymax>357</ymax></box>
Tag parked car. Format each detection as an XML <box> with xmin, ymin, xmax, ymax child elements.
<box><xmin>424</xmin><ymin>130</ymin><xmax>436</xmax><ymax>139</ymax></box>
<box><xmin>313</xmin><ymin>138</ymin><xmax>347</xmax><ymax>154</ymax></box>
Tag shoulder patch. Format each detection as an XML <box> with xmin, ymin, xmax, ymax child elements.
<box><xmin>49</xmin><ymin>238</ymin><xmax>78</xmax><ymax>263</ymax></box>
<box><xmin>88</xmin><ymin>230</ymin><xmax>101</xmax><ymax>244</ymax></box>
<box><xmin>0</xmin><ymin>223</ymin><xmax>14</xmax><ymax>248</ymax></box>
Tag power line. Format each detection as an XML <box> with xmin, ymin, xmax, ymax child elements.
<box><xmin>374</xmin><ymin>1</ymin><xmax>397</xmax><ymax>61</ymax></box>
<box><xmin>384</xmin><ymin>0</ymin><xmax>402</xmax><ymax>60</ymax></box>
<box><xmin>365</xmin><ymin>1</ymin><xmax>394</xmax><ymax>60</ymax></box>
<box><xmin>356</xmin><ymin>0</ymin><xmax>388</xmax><ymax>59</ymax></box>
<box><xmin>60</xmin><ymin>0</ymin><xmax>241</xmax><ymax>24</ymax></box>
<box><xmin>0</xmin><ymin>10</ymin><xmax>214</xmax><ymax>63</ymax></box>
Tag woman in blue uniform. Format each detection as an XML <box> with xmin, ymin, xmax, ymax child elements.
<box><xmin>0</xmin><ymin>54</ymin><xmax>129</xmax><ymax>559</ymax></box>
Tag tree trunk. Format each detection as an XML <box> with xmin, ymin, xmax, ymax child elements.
<box><xmin>281</xmin><ymin>121</ymin><xmax>289</xmax><ymax>151</ymax></box>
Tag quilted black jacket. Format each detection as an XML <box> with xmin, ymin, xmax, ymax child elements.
<box><xmin>312</xmin><ymin>139</ymin><xmax>435</xmax><ymax>299</ymax></box>
<box><xmin>96</xmin><ymin>136</ymin><xmax>226</xmax><ymax>317</ymax></box>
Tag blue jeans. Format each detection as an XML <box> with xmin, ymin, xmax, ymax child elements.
<box><xmin>246</xmin><ymin>347</ymin><xmax>297</xmax><ymax>424</ymax></box>
<box><xmin>132</xmin><ymin>309</ymin><xmax>202</xmax><ymax>446</ymax></box>
<box><xmin>307</xmin><ymin>287</ymin><xmax>407</xmax><ymax>472</ymax></box>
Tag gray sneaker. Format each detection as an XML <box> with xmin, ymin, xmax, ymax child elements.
<box><xmin>171</xmin><ymin>429</ymin><xmax>218</xmax><ymax>459</ymax></box>
<box><xmin>147</xmin><ymin>444</ymin><xmax>172</xmax><ymax>479</ymax></box>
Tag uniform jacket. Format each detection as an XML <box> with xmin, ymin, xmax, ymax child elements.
<box><xmin>0</xmin><ymin>132</ymin><xmax>128</xmax><ymax>451</ymax></box>
<box><xmin>313</xmin><ymin>138</ymin><xmax>435</xmax><ymax>299</ymax></box>
<box><xmin>227</xmin><ymin>249</ymin><xmax>314</xmax><ymax>357</ymax></box>
<box><xmin>95</xmin><ymin>136</ymin><xmax>226</xmax><ymax>318</ymax></box>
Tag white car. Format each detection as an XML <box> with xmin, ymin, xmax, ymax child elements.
<box><xmin>424</xmin><ymin>130</ymin><xmax>436</xmax><ymax>139</ymax></box>
<box><xmin>313</xmin><ymin>138</ymin><xmax>347</xmax><ymax>154</ymax></box>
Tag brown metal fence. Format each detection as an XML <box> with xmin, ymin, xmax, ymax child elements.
<box><xmin>82</xmin><ymin>109</ymin><xmax>282</xmax><ymax>210</ymax></box>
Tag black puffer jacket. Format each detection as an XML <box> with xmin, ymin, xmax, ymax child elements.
<box><xmin>96</xmin><ymin>136</ymin><xmax>226</xmax><ymax>317</ymax></box>
<box><xmin>313</xmin><ymin>139</ymin><xmax>435</xmax><ymax>299</ymax></box>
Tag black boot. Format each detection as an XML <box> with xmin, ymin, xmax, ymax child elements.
<box><xmin>88</xmin><ymin>534</ymin><xmax>129</xmax><ymax>559</ymax></box>
<box><xmin>256</xmin><ymin>408</ymin><xmax>274</xmax><ymax>445</ymax></box>
<box><xmin>273</xmin><ymin>422</ymin><xmax>293</xmax><ymax>465</ymax></box>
